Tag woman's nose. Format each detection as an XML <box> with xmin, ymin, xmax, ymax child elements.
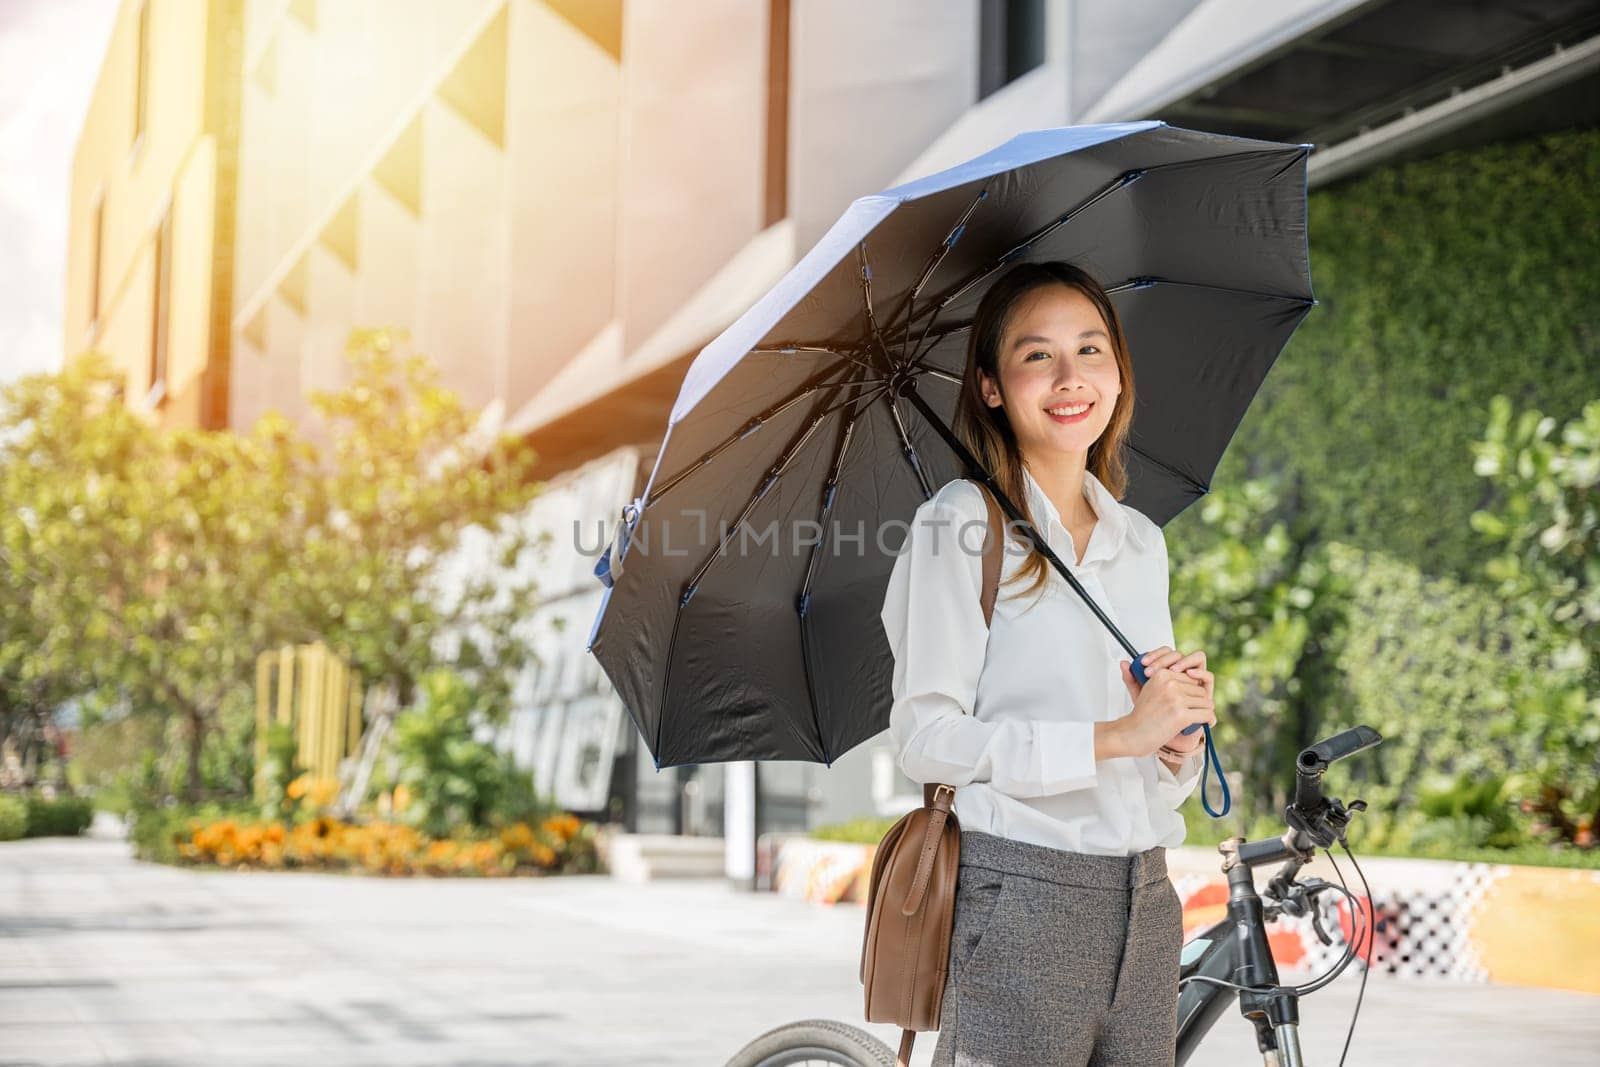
<box><xmin>1052</xmin><ymin>354</ymin><xmax>1089</xmax><ymax>388</ymax></box>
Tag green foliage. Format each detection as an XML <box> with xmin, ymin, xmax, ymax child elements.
<box><xmin>23</xmin><ymin>793</ymin><xmax>94</xmax><ymax>837</ymax></box>
<box><xmin>0</xmin><ymin>792</ymin><xmax>94</xmax><ymax>840</ymax></box>
<box><xmin>1215</xmin><ymin>126</ymin><xmax>1598</xmax><ymax>584</ymax></box>
<box><xmin>0</xmin><ymin>795</ymin><xmax>25</xmax><ymax>841</ymax></box>
<box><xmin>295</xmin><ymin>329</ymin><xmax>545</xmax><ymax>716</ymax></box>
<box><xmin>1312</xmin><ymin>543</ymin><xmax>1573</xmax><ymax>821</ymax></box>
<box><xmin>1165</xmin><ymin>474</ymin><xmax>1351</xmax><ymax>827</ymax></box>
<box><xmin>0</xmin><ymin>353</ymin><xmax>311</xmax><ymax>798</ymax></box>
<box><xmin>810</xmin><ymin>816</ymin><xmax>897</xmax><ymax>844</ymax></box>
<box><xmin>1468</xmin><ymin>396</ymin><xmax>1600</xmax><ymax>844</ymax></box>
<box><xmin>1412</xmin><ymin>772</ymin><xmax>1524</xmax><ymax>849</ymax></box>
<box><xmin>256</xmin><ymin>721</ymin><xmax>300</xmax><ymax>822</ymax></box>
<box><xmin>390</xmin><ymin>668</ymin><xmax>549</xmax><ymax>838</ymax></box>
<box><xmin>0</xmin><ymin>331</ymin><xmax>545</xmax><ymax>809</ymax></box>
<box><xmin>1166</xmin><ymin>462</ymin><xmax>1595</xmax><ymax>857</ymax></box>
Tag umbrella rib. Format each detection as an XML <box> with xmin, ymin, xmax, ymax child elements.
<box><xmin>1101</xmin><ymin>275</ymin><xmax>1316</xmax><ymax>304</ymax></box>
<box><xmin>751</xmin><ymin>345</ymin><xmax>879</xmax><ymax>376</ymax></box>
<box><xmin>856</xmin><ymin>242</ymin><xmax>897</xmax><ymax>372</ymax></box>
<box><xmin>1126</xmin><ymin>441</ymin><xmax>1209</xmax><ymax>497</ymax></box>
<box><xmin>889</xmin><ymin>185</ymin><xmax>991</xmax><ymax>363</ymax></box>
<box><xmin>818</xmin><ymin>381</ymin><xmax>890</xmax><ymax>419</ymax></box>
<box><xmin>907</xmin><ymin>320</ymin><xmax>973</xmax><ymax>370</ymax></box>
<box><xmin>884</xmin><ymin>391</ymin><xmax>936</xmax><ymax>500</ymax></box>
<box><xmin>644</xmin><ymin>363</ymin><xmax>864</xmax><ymax>507</ymax></box>
<box><xmin>914</xmin><ymin>367</ymin><xmax>964</xmax><ymax>388</ymax></box>
<box><xmin>902</xmin><ymin>168</ymin><xmax>1147</xmax><ymax>349</ymax></box>
<box><xmin>795</xmin><ymin>408</ymin><xmax>864</xmax><ymax>765</ymax></box>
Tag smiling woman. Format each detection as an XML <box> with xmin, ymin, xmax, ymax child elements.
<box><xmin>883</xmin><ymin>259</ymin><xmax>1216</xmax><ymax>1065</ymax></box>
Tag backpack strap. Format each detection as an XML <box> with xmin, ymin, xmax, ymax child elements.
<box><xmin>979</xmin><ymin>484</ymin><xmax>1004</xmax><ymax>628</ymax></box>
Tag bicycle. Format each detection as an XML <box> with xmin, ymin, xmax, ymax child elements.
<box><xmin>725</xmin><ymin>725</ymin><xmax>1382</xmax><ymax>1067</ymax></box>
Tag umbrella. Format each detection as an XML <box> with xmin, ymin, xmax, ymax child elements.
<box><xmin>586</xmin><ymin>120</ymin><xmax>1313</xmax><ymax>783</ymax></box>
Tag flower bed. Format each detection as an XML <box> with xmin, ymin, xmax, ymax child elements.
<box><xmin>159</xmin><ymin>811</ymin><xmax>599</xmax><ymax>877</ymax></box>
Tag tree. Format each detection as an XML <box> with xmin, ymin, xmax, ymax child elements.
<box><xmin>1</xmin><ymin>356</ymin><xmax>145</xmax><ymax>787</ymax></box>
<box><xmin>3</xmin><ymin>333</ymin><xmax>547</xmax><ymax>807</ymax></box>
<box><xmin>0</xmin><ymin>354</ymin><xmax>315</xmax><ymax>797</ymax></box>
<box><xmin>295</xmin><ymin>328</ymin><xmax>546</xmax><ymax>721</ymax></box>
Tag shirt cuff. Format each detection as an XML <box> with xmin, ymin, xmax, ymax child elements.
<box><xmin>1026</xmin><ymin>719</ymin><xmax>1099</xmax><ymax>796</ymax></box>
<box><xmin>1155</xmin><ymin>745</ymin><xmax>1205</xmax><ymax>806</ymax></box>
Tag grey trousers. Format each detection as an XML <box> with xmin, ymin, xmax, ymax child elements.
<box><xmin>930</xmin><ymin>830</ymin><xmax>1183</xmax><ymax>1066</ymax></box>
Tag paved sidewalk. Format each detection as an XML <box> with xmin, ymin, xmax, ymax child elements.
<box><xmin>1</xmin><ymin>837</ymin><xmax>1596</xmax><ymax>1065</ymax></box>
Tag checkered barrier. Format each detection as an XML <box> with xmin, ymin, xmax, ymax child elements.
<box><xmin>1172</xmin><ymin>864</ymin><xmax>1503</xmax><ymax>981</ymax></box>
<box><xmin>775</xmin><ymin>838</ymin><xmax>1600</xmax><ymax>993</ymax></box>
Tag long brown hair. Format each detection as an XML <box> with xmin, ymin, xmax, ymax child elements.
<box><xmin>951</xmin><ymin>261</ymin><xmax>1137</xmax><ymax>604</ymax></box>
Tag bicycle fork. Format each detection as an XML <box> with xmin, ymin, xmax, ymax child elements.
<box><xmin>1225</xmin><ymin>846</ymin><xmax>1306</xmax><ymax>1067</ymax></box>
<box><xmin>1267</xmin><ymin>1023</ymin><xmax>1305</xmax><ymax>1066</ymax></box>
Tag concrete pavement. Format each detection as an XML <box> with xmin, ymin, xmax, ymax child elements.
<box><xmin>1</xmin><ymin>836</ymin><xmax>1597</xmax><ymax>1065</ymax></box>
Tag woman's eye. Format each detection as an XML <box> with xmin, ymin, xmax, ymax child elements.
<box><xmin>1025</xmin><ymin>350</ymin><xmax>1049</xmax><ymax>361</ymax></box>
<box><xmin>1081</xmin><ymin>346</ymin><xmax>1100</xmax><ymax>356</ymax></box>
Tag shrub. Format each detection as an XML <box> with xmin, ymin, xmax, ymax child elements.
<box><xmin>391</xmin><ymin>669</ymin><xmax>551</xmax><ymax>837</ymax></box>
<box><xmin>0</xmin><ymin>795</ymin><xmax>25</xmax><ymax>841</ymax></box>
<box><xmin>24</xmin><ymin>794</ymin><xmax>94</xmax><ymax>837</ymax></box>
<box><xmin>0</xmin><ymin>793</ymin><xmax>94</xmax><ymax>840</ymax></box>
<box><xmin>810</xmin><ymin>816</ymin><xmax>896</xmax><ymax>844</ymax></box>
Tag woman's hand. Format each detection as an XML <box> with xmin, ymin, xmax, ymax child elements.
<box><xmin>1146</xmin><ymin>648</ymin><xmax>1213</xmax><ymax>754</ymax></box>
<box><xmin>1116</xmin><ymin>646</ymin><xmax>1214</xmax><ymax>758</ymax></box>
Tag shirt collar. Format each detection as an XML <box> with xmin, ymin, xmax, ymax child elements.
<box><xmin>1019</xmin><ymin>463</ymin><xmax>1150</xmax><ymax>565</ymax></box>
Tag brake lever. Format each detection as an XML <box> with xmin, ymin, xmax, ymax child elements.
<box><xmin>1310</xmin><ymin>894</ymin><xmax>1336</xmax><ymax>946</ymax></box>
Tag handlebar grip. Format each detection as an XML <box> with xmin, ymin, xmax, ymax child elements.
<box><xmin>1292</xmin><ymin>726</ymin><xmax>1385</xmax><ymax>813</ymax></box>
<box><xmin>1303</xmin><ymin>726</ymin><xmax>1383</xmax><ymax>771</ymax></box>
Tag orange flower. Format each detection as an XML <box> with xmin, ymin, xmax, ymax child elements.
<box><xmin>541</xmin><ymin>814</ymin><xmax>582</xmax><ymax>842</ymax></box>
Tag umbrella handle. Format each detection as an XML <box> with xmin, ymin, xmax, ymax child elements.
<box><xmin>1129</xmin><ymin>654</ymin><xmax>1204</xmax><ymax>736</ymax></box>
<box><xmin>1126</xmin><ymin>652</ymin><xmax>1222</xmax><ymax>819</ymax></box>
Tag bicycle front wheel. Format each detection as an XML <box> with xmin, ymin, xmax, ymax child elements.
<box><xmin>724</xmin><ymin>1018</ymin><xmax>897</xmax><ymax>1067</ymax></box>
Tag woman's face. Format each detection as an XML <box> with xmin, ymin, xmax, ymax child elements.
<box><xmin>979</xmin><ymin>283</ymin><xmax>1121</xmax><ymax>461</ymax></box>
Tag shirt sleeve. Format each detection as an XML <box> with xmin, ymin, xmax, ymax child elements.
<box><xmin>1148</xmin><ymin>521</ymin><xmax>1206</xmax><ymax>807</ymax></box>
<box><xmin>880</xmin><ymin>483</ymin><xmax>1099</xmax><ymax>799</ymax></box>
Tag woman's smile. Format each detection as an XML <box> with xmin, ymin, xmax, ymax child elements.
<box><xmin>1045</xmin><ymin>400</ymin><xmax>1094</xmax><ymax>424</ymax></box>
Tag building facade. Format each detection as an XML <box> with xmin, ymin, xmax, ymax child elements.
<box><xmin>66</xmin><ymin>0</ymin><xmax>1599</xmax><ymax>845</ymax></box>
<box><xmin>66</xmin><ymin>0</ymin><xmax>242</xmax><ymax>429</ymax></box>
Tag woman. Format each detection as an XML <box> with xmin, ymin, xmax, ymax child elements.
<box><xmin>879</xmin><ymin>260</ymin><xmax>1217</xmax><ymax>1065</ymax></box>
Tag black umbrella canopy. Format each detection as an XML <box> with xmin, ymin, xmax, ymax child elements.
<box><xmin>587</xmin><ymin>121</ymin><xmax>1315</xmax><ymax>770</ymax></box>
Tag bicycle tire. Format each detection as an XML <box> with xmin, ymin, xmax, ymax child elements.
<box><xmin>724</xmin><ymin>1018</ymin><xmax>898</xmax><ymax>1067</ymax></box>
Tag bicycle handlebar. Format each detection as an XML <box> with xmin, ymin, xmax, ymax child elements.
<box><xmin>1232</xmin><ymin>725</ymin><xmax>1384</xmax><ymax>873</ymax></box>
<box><xmin>1293</xmin><ymin>726</ymin><xmax>1382</xmax><ymax>810</ymax></box>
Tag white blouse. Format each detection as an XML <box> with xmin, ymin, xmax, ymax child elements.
<box><xmin>880</xmin><ymin>465</ymin><xmax>1205</xmax><ymax>856</ymax></box>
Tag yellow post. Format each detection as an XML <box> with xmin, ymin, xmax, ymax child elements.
<box><xmin>275</xmin><ymin>645</ymin><xmax>295</xmax><ymax>726</ymax></box>
<box><xmin>322</xmin><ymin>652</ymin><xmax>345</xmax><ymax>776</ymax></box>
<box><xmin>253</xmin><ymin>641</ymin><xmax>365</xmax><ymax>798</ymax></box>
<box><xmin>253</xmin><ymin>651</ymin><xmax>273</xmax><ymax>802</ymax></box>
<box><xmin>346</xmin><ymin>671</ymin><xmax>363</xmax><ymax>756</ymax></box>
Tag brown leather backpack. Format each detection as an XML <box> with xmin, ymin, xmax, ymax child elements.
<box><xmin>861</xmin><ymin>483</ymin><xmax>1006</xmax><ymax>1067</ymax></box>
